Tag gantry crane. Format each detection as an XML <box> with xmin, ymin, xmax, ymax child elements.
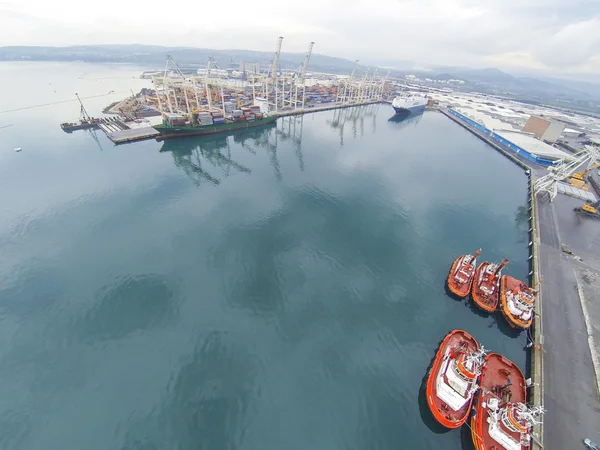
<box><xmin>535</xmin><ymin>145</ymin><xmax>600</xmax><ymax>201</ymax></box>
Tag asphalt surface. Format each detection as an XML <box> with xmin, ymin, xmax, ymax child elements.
<box><xmin>537</xmin><ymin>196</ymin><xmax>600</xmax><ymax>449</ymax></box>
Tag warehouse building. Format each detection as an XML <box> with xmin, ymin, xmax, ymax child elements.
<box><xmin>521</xmin><ymin>115</ymin><xmax>565</xmax><ymax>144</ymax></box>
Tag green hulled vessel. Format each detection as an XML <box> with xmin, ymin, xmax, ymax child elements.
<box><xmin>153</xmin><ymin>116</ymin><xmax>278</xmax><ymax>140</ymax></box>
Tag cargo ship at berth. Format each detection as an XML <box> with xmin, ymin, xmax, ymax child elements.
<box><xmin>391</xmin><ymin>94</ymin><xmax>428</xmax><ymax>116</ymax></box>
<box><xmin>447</xmin><ymin>249</ymin><xmax>482</xmax><ymax>297</ymax></box>
<box><xmin>500</xmin><ymin>276</ymin><xmax>536</xmax><ymax>329</ymax></box>
<box><xmin>426</xmin><ymin>330</ymin><xmax>486</xmax><ymax>428</ymax></box>
<box><xmin>153</xmin><ymin>105</ymin><xmax>277</xmax><ymax>140</ymax></box>
<box><xmin>472</xmin><ymin>259</ymin><xmax>508</xmax><ymax>312</ymax></box>
<box><xmin>471</xmin><ymin>353</ymin><xmax>543</xmax><ymax>450</ymax></box>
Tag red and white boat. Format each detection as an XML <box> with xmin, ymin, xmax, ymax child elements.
<box><xmin>472</xmin><ymin>259</ymin><xmax>509</xmax><ymax>312</ymax></box>
<box><xmin>426</xmin><ymin>330</ymin><xmax>486</xmax><ymax>428</ymax></box>
<box><xmin>471</xmin><ymin>353</ymin><xmax>544</xmax><ymax>450</ymax></box>
<box><xmin>447</xmin><ymin>249</ymin><xmax>482</xmax><ymax>297</ymax></box>
<box><xmin>500</xmin><ymin>276</ymin><xmax>536</xmax><ymax>329</ymax></box>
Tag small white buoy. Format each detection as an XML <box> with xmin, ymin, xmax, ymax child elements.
<box><xmin>14</xmin><ymin>147</ymin><xmax>22</xmax><ymax>152</ymax></box>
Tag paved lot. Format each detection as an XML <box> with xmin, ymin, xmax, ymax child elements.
<box><xmin>537</xmin><ymin>196</ymin><xmax>600</xmax><ymax>449</ymax></box>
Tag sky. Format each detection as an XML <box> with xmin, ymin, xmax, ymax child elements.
<box><xmin>1</xmin><ymin>0</ymin><xmax>599</xmax><ymax>77</ymax></box>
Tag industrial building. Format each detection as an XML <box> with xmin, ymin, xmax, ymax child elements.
<box><xmin>522</xmin><ymin>116</ymin><xmax>565</xmax><ymax>144</ymax></box>
<box><xmin>429</xmin><ymin>91</ymin><xmax>600</xmax><ymax>165</ymax></box>
<box><xmin>447</xmin><ymin>108</ymin><xmax>573</xmax><ymax>165</ymax></box>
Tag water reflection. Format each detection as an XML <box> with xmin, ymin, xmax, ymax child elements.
<box><xmin>160</xmin><ymin>118</ymin><xmax>310</xmax><ymax>184</ymax></box>
<box><xmin>387</xmin><ymin>112</ymin><xmax>424</xmax><ymax>128</ymax></box>
<box><xmin>160</xmin><ymin>132</ymin><xmax>255</xmax><ymax>186</ymax></box>
<box><xmin>159</xmin><ymin>107</ymin><xmax>386</xmax><ymax>186</ymax></box>
<box><xmin>327</xmin><ymin>104</ymin><xmax>381</xmax><ymax>146</ymax></box>
<box><xmin>121</xmin><ymin>331</ymin><xmax>255</xmax><ymax>450</ymax></box>
<box><xmin>78</xmin><ymin>274</ymin><xmax>179</xmax><ymax>342</ymax></box>
<box><xmin>277</xmin><ymin>116</ymin><xmax>305</xmax><ymax>172</ymax></box>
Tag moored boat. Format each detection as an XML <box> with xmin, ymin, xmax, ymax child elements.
<box><xmin>500</xmin><ymin>276</ymin><xmax>536</xmax><ymax>329</ymax></box>
<box><xmin>471</xmin><ymin>353</ymin><xmax>543</xmax><ymax>450</ymax></box>
<box><xmin>154</xmin><ymin>115</ymin><xmax>278</xmax><ymax>140</ymax></box>
<box><xmin>426</xmin><ymin>330</ymin><xmax>486</xmax><ymax>428</ymax></box>
<box><xmin>472</xmin><ymin>259</ymin><xmax>509</xmax><ymax>312</ymax></box>
<box><xmin>391</xmin><ymin>94</ymin><xmax>428</xmax><ymax>116</ymax></box>
<box><xmin>447</xmin><ymin>249</ymin><xmax>482</xmax><ymax>297</ymax></box>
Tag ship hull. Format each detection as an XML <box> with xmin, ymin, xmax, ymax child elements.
<box><xmin>471</xmin><ymin>262</ymin><xmax>499</xmax><ymax>312</ymax></box>
<box><xmin>393</xmin><ymin>104</ymin><xmax>426</xmax><ymax>116</ymax></box>
<box><xmin>500</xmin><ymin>275</ymin><xmax>534</xmax><ymax>329</ymax></box>
<box><xmin>154</xmin><ymin>116</ymin><xmax>278</xmax><ymax>140</ymax></box>
<box><xmin>447</xmin><ymin>255</ymin><xmax>477</xmax><ymax>298</ymax></box>
<box><xmin>471</xmin><ymin>353</ymin><xmax>527</xmax><ymax>450</ymax></box>
<box><xmin>426</xmin><ymin>330</ymin><xmax>479</xmax><ymax>429</ymax></box>
<box><xmin>60</xmin><ymin>122</ymin><xmax>99</xmax><ymax>133</ymax></box>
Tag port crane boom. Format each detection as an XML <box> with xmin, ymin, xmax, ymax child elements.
<box><xmin>296</xmin><ymin>41</ymin><xmax>314</xmax><ymax>109</ymax></box>
<box><xmin>535</xmin><ymin>145</ymin><xmax>600</xmax><ymax>201</ymax></box>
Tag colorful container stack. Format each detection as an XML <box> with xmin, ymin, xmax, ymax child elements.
<box><xmin>232</xmin><ymin>110</ymin><xmax>245</xmax><ymax>122</ymax></box>
<box><xmin>224</xmin><ymin>102</ymin><xmax>235</xmax><ymax>114</ymax></box>
<box><xmin>211</xmin><ymin>111</ymin><xmax>225</xmax><ymax>125</ymax></box>
<box><xmin>165</xmin><ymin>113</ymin><xmax>187</xmax><ymax>126</ymax></box>
<box><xmin>197</xmin><ymin>111</ymin><xmax>213</xmax><ymax>126</ymax></box>
<box><xmin>242</xmin><ymin>106</ymin><xmax>262</xmax><ymax>122</ymax></box>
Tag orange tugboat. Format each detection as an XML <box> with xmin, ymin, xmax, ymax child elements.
<box><xmin>500</xmin><ymin>276</ymin><xmax>537</xmax><ymax>329</ymax></box>
<box><xmin>472</xmin><ymin>259</ymin><xmax>509</xmax><ymax>312</ymax></box>
<box><xmin>471</xmin><ymin>353</ymin><xmax>543</xmax><ymax>450</ymax></box>
<box><xmin>447</xmin><ymin>249</ymin><xmax>482</xmax><ymax>297</ymax></box>
<box><xmin>426</xmin><ymin>330</ymin><xmax>486</xmax><ymax>428</ymax></box>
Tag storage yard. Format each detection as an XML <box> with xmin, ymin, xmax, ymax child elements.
<box><xmin>58</xmin><ymin>38</ymin><xmax>394</xmax><ymax>143</ymax></box>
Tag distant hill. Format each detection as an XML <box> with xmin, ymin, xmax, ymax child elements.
<box><xmin>0</xmin><ymin>44</ymin><xmax>361</xmax><ymax>74</ymax></box>
<box><xmin>2</xmin><ymin>45</ymin><xmax>598</xmax><ymax>113</ymax></box>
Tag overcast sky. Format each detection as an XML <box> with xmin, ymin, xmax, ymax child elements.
<box><xmin>1</xmin><ymin>0</ymin><xmax>599</xmax><ymax>76</ymax></box>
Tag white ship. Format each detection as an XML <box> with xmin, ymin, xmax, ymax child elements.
<box><xmin>392</xmin><ymin>94</ymin><xmax>429</xmax><ymax>116</ymax></box>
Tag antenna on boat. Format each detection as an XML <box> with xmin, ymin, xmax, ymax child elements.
<box><xmin>495</xmin><ymin>258</ymin><xmax>509</xmax><ymax>274</ymax></box>
<box><xmin>517</xmin><ymin>404</ymin><xmax>545</xmax><ymax>427</ymax></box>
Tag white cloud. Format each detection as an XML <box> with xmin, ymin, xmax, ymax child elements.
<box><xmin>0</xmin><ymin>0</ymin><xmax>599</xmax><ymax>75</ymax></box>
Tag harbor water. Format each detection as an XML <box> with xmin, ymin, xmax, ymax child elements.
<box><xmin>0</xmin><ymin>63</ymin><xmax>529</xmax><ymax>450</ymax></box>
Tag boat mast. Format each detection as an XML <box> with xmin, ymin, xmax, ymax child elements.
<box><xmin>220</xmin><ymin>86</ymin><xmax>226</xmax><ymax>117</ymax></box>
<box><xmin>75</xmin><ymin>93</ymin><xmax>91</xmax><ymax>121</ymax></box>
<box><xmin>495</xmin><ymin>259</ymin><xmax>509</xmax><ymax>274</ymax></box>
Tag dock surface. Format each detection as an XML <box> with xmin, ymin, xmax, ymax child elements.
<box><xmin>106</xmin><ymin>127</ymin><xmax>159</xmax><ymax>144</ymax></box>
<box><xmin>537</xmin><ymin>195</ymin><xmax>600</xmax><ymax>450</ymax></box>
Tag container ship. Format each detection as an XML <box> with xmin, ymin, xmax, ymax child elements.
<box><xmin>500</xmin><ymin>276</ymin><xmax>536</xmax><ymax>329</ymax></box>
<box><xmin>153</xmin><ymin>105</ymin><xmax>277</xmax><ymax>140</ymax></box>
<box><xmin>447</xmin><ymin>249</ymin><xmax>482</xmax><ymax>297</ymax></box>
<box><xmin>471</xmin><ymin>353</ymin><xmax>543</xmax><ymax>450</ymax></box>
<box><xmin>391</xmin><ymin>94</ymin><xmax>428</xmax><ymax>116</ymax></box>
<box><xmin>472</xmin><ymin>259</ymin><xmax>508</xmax><ymax>312</ymax></box>
<box><xmin>426</xmin><ymin>330</ymin><xmax>486</xmax><ymax>428</ymax></box>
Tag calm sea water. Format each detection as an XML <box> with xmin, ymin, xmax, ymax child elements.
<box><xmin>0</xmin><ymin>63</ymin><xmax>529</xmax><ymax>450</ymax></box>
